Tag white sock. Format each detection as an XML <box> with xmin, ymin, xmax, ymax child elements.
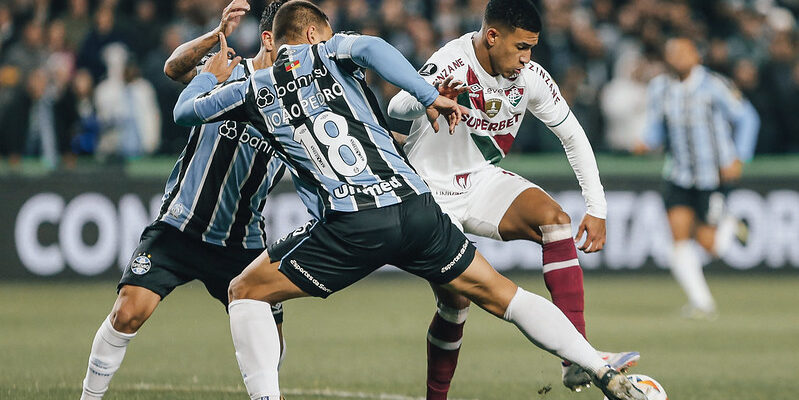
<box><xmin>714</xmin><ymin>215</ymin><xmax>737</xmax><ymax>255</ymax></box>
<box><xmin>502</xmin><ymin>287</ymin><xmax>606</xmax><ymax>374</ymax></box>
<box><xmin>81</xmin><ymin>316</ymin><xmax>136</xmax><ymax>400</ymax></box>
<box><xmin>229</xmin><ymin>299</ymin><xmax>281</xmax><ymax>399</ymax></box>
<box><xmin>672</xmin><ymin>240</ymin><xmax>716</xmax><ymax>312</ymax></box>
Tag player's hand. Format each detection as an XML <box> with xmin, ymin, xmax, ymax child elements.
<box><xmin>574</xmin><ymin>214</ymin><xmax>606</xmax><ymax>253</ymax></box>
<box><xmin>720</xmin><ymin>159</ymin><xmax>743</xmax><ymax>182</ymax></box>
<box><xmin>216</xmin><ymin>0</ymin><xmax>250</xmax><ymax>37</ymax></box>
<box><xmin>202</xmin><ymin>33</ymin><xmax>241</xmax><ymax>83</ymax></box>
<box><xmin>391</xmin><ymin>130</ymin><xmax>409</xmax><ymax>146</ymax></box>
<box><xmin>426</xmin><ymin>95</ymin><xmax>469</xmax><ymax>134</ymax></box>
<box><xmin>632</xmin><ymin>141</ymin><xmax>649</xmax><ymax>155</ymax></box>
<box><xmin>434</xmin><ymin>75</ymin><xmax>466</xmax><ymax>100</ymax></box>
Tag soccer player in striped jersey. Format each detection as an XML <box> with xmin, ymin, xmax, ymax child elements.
<box><xmin>637</xmin><ymin>37</ymin><xmax>759</xmax><ymax>319</ymax></box>
<box><xmin>387</xmin><ymin>0</ymin><xmax>638</xmax><ymax>395</ymax></box>
<box><xmin>174</xmin><ymin>2</ymin><xmax>647</xmax><ymax>400</ymax></box>
<box><xmin>79</xmin><ymin>2</ymin><xmax>289</xmax><ymax>399</ymax></box>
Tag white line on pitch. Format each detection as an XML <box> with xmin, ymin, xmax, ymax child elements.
<box><xmin>71</xmin><ymin>383</ymin><xmax>479</xmax><ymax>400</ymax></box>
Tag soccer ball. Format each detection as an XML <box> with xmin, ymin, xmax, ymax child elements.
<box><xmin>603</xmin><ymin>374</ymin><xmax>668</xmax><ymax>400</ymax></box>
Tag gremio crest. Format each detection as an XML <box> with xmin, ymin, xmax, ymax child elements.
<box><xmin>131</xmin><ymin>253</ymin><xmax>152</xmax><ymax>275</ymax></box>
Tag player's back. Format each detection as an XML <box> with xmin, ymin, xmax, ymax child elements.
<box><xmin>158</xmin><ymin>60</ymin><xmax>285</xmax><ymax>248</ymax></box>
<box><xmin>240</xmin><ymin>35</ymin><xmax>429</xmax><ymax>218</ymax></box>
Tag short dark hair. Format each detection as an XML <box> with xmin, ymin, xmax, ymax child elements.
<box><xmin>484</xmin><ymin>0</ymin><xmax>542</xmax><ymax>33</ymax></box>
<box><xmin>259</xmin><ymin>0</ymin><xmax>288</xmax><ymax>33</ymax></box>
<box><xmin>272</xmin><ymin>0</ymin><xmax>329</xmax><ymax>41</ymax></box>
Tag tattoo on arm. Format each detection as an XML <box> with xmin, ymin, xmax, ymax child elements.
<box><xmin>165</xmin><ymin>31</ymin><xmax>219</xmax><ymax>83</ymax></box>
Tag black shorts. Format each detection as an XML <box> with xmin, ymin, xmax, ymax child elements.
<box><xmin>663</xmin><ymin>182</ymin><xmax>728</xmax><ymax>225</ymax></box>
<box><xmin>269</xmin><ymin>193</ymin><xmax>476</xmax><ymax>298</ymax></box>
<box><xmin>118</xmin><ymin>222</ymin><xmax>284</xmax><ymax>323</ymax></box>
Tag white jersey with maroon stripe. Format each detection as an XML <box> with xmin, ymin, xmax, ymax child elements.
<box><xmin>402</xmin><ymin>32</ymin><xmax>570</xmax><ymax>181</ymax></box>
<box><xmin>390</xmin><ymin>32</ymin><xmax>607</xmax><ymax>219</ymax></box>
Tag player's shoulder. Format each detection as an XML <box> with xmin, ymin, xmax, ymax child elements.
<box><xmin>521</xmin><ymin>61</ymin><xmax>553</xmax><ymax>81</ymax></box>
<box><xmin>704</xmin><ymin>68</ymin><xmax>743</xmax><ymax>98</ymax></box>
<box><xmin>418</xmin><ymin>33</ymin><xmax>473</xmax><ymax>78</ymax></box>
<box><xmin>319</xmin><ymin>31</ymin><xmax>365</xmax><ymax>54</ymax></box>
<box><xmin>647</xmin><ymin>73</ymin><xmax>670</xmax><ymax>91</ymax></box>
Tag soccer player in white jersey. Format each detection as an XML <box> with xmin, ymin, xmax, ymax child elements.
<box><xmin>388</xmin><ymin>0</ymin><xmax>638</xmax><ymax>396</ymax></box>
<box><xmin>637</xmin><ymin>38</ymin><xmax>759</xmax><ymax>320</ymax></box>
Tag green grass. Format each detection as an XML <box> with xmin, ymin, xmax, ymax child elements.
<box><xmin>1</xmin><ymin>274</ymin><xmax>798</xmax><ymax>399</ymax></box>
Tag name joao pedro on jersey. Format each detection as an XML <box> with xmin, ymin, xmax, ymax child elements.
<box><xmin>259</xmin><ymin>64</ymin><xmax>347</xmax><ymax>130</ymax></box>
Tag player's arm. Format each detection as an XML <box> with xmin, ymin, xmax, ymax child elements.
<box><xmin>714</xmin><ymin>80</ymin><xmax>760</xmax><ymax>163</ymax></box>
<box><xmin>174</xmin><ymin>34</ymin><xmax>246</xmax><ymax>126</ymax></box>
<box><xmin>635</xmin><ymin>76</ymin><xmax>667</xmax><ymax>154</ymax></box>
<box><xmin>329</xmin><ymin>34</ymin><xmax>466</xmax><ymax>133</ymax></box>
<box><xmin>527</xmin><ymin>66</ymin><xmax>607</xmax><ymax>252</ymax></box>
<box><xmin>389</xmin><ymin>76</ymin><xmax>466</xmax><ymax>121</ymax></box>
<box><xmin>549</xmin><ymin>112</ymin><xmax>607</xmax><ymax>252</ymax></box>
<box><xmin>164</xmin><ymin>0</ymin><xmax>249</xmax><ymax>84</ymax></box>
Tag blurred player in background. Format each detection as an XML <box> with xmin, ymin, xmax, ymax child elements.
<box><xmin>637</xmin><ymin>37</ymin><xmax>759</xmax><ymax>319</ymax></box>
<box><xmin>79</xmin><ymin>2</ymin><xmax>289</xmax><ymax>399</ymax></box>
<box><xmin>388</xmin><ymin>0</ymin><xmax>638</xmax><ymax>396</ymax></box>
<box><xmin>173</xmin><ymin>2</ymin><xmax>647</xmax><ymax>400</ymax></box>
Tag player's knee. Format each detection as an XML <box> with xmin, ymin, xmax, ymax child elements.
<box><xmin>536</xmin><ymin>207</ymin><xmax>570</xmax><ymax>228</ymax></box>
<box><xmin>444</xmin><ymin>295</ymin><xmax>471</xmax><ymax>310</ymax></box>
<box><xmin>228</xmin><ymin>277</ymin><xmax>244</xmax><ymax>302</ymax></box>
<box><xmin>110</xmin><ymin>306</ymin><xmax>147</xmax><ymax>333</ymax></box>
<box><xmin>228</xmin><ymin>275</ymin><xmax>255</xmax><ymax>302</ymax></box>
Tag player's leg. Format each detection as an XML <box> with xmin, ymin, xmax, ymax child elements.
<box><xmin>226</xmin><ymin>249</ymin><xmax>308</xmax><ymax>399</ymax></box>
<box><xmin>403</xmin><ymin>193</ymin><xmax>644</xmax><ymax>400</ymax></box>
<box><xmin>498</xmin><ymin>187</ymin><xmax>588</xmax><ymax>336</ymax></box>
<box><xmin>667</xmin><ymin>201</ymin><xmax>716</xmax><ymax>316</ymax></box>
<box><xmin>80</xmin><ymin>285</ymin><xmax>160</xmax><ymax>400</ymax></box>
<box><xmin>80</xmin><ymin>223</ymin><xmax>194</xmax><ymax>399</ymax></box>
<box><xmin>471</xmin><ymin>172</ymin><xmax>637</xmax><ymax>390</ymax></box>
<box><xmin>442</xmin><ymin>252</ymin><xmax>645</xmax><ymax>400</ymax></box>
<box><xmin>198</xmin><ymin>244</ymin><xmax>289</xmax><ymax>369</ymax></box>
<box><xmin>426</xmin><ymin>284</ymin><xmax>470</xmax><ymax>400</ymax></box>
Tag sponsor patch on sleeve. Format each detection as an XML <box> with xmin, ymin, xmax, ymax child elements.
<box><xmin>419</xmin><ymin>63</ymin><xmax>438</xmax><ymax>76</ymax></box>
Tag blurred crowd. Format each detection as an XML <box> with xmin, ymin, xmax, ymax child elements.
<box><xmin>1</xmin><ymin>0</ymin><xmax>798</xmax><ymax>170</ymax></box>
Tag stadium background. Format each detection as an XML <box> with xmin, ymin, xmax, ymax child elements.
<box><xmin>1</xmin><ymin>0</ymin><xmax>798</xmax><ymax>399</ymax></box>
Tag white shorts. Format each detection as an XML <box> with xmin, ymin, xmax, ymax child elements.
<box><xmin>426</xmin><ymin>165</ymin><xmax>539</xmax><ymax>240</ymax></box>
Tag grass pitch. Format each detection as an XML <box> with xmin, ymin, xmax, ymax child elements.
<box><xmin>1</xmin><ymin>274</ymin><xmax>797</xmax><ymax>400</ymax></box>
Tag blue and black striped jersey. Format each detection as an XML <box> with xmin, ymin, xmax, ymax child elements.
<box><xmin>158</xmin><ymin>59</ymin><xmax>286</xmax><ymax>248</ymax></box>
<box><xmin>175</xmin><ymin>34</ymin><xmax>439</xmax><ymax>219</ymax></box>
<box><xmin>645</xmin><ymin>65</ymin><xmax>760</xmax><ymax>190</ymax></box>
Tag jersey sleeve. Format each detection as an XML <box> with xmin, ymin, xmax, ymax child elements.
<box><xmin>709</xmin><ymin>76</ymin><xmax>760</xmax><ymax>162</ymax></box>
<box><xmin>643</xmin><ymin>76</ymin><xmax>667</xmax><ymax>150</ymax></box>
<box><xmin>324</xmin><ymin>33</ymin><xmax>439</xmax><ymax>107</ymax></box>
<box><xmin>174</xmin><ymin>72</ymin><xmax>250</xmax><ymax>126</ymax></box>
<box><xmin>387</xmin><ymin>49</ymin><xmax>451</xmax><ymax>121</ymax></box>
<box><xmin>524</xmin><ymin>63</ymin><xmax>570</xmax><ymax>127</ymax></box>
<box><xmin>524</xmin><ymin>63</ymin><xmax>606</xmax><ymax>218</ymax></box>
